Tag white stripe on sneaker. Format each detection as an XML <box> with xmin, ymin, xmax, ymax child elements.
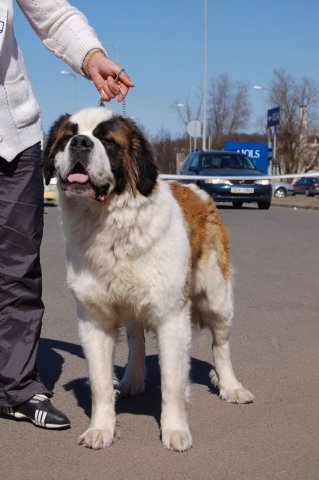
<box><xmin>35</xmin><ymin>409</ymin><xmax>41</xmax><ymax>426</ymax></box>
<box><xmin>35</xmin><ymin>409</ymin><xmax>48</xmax><ymax>427</ymax></box>
<box><xmin>36</xmin><ymin>409</ymin><xmax>42</xmax><ymax>427</ymax></box>
<box><xmin>41</xmin><ymin>411</ymin><xmax>47</xmax><ymax>427</ymax></box>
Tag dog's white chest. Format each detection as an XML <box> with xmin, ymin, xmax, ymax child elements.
<box><xmin>67</xmin><ymin>248</ymin><xmax>155</xmax><ymax>322</ymax></box>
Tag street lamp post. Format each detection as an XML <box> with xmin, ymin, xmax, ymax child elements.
<box><xmin>202</xmin><ymin>0</ymin><xmax>208</xmax><ymax>151</ymax></box>
<box><xmin>60</xmin><ymin>70</ymin><xmax>77</xmax><ymax>111</ymax></box>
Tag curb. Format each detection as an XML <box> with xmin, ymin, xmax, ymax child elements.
<box><xmin>272</xmin><ymin>202</ymin><xmax>319</xmax><ymax>211</ymax></box>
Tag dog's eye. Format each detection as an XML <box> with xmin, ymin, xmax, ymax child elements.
<box><xmin>58</xmin><ymin>135</ymin><xmax>72</xmax><ymax>150</ymax></box>
<box><xmin>100</xmin><ymin>138</ymin><xmax>118</xmax><ymax>150</ymax></box>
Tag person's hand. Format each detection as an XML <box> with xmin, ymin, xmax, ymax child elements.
<box><xmin>83</xmin><ymin>50</ymin><xmax>134</xmax><ymax>103</ymax></box>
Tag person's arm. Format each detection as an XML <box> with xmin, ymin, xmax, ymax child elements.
<box><xmin>17</xmin><ymin>0</ymin><xmax>134</xmax><ymax>101</ymax></box>
<box><xmin>17</xmin><ymin>0</ymin><xmax>104</xmax><ymax>74</ymax></box>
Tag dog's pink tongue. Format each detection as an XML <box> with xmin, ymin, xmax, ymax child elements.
<box><xmin>67</xmin><ymin>173</ymin><xmax>89</xmax><ymax>184</ymax></box>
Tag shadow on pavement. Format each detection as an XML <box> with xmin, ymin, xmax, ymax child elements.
<box><xmin>38</xmin><ymin>338</ymin><xmax>84</xmax><ymax>393</ymax></box>
<box><xmin>38</xmin><ymin>339</ymin><xmax>218</xmax><ymax>426</ymax></box>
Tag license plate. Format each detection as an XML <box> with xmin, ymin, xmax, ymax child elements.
<box><xmin>231</xmin><ymin>187</ymin><xmax>254</xmax><ymax>194</ymax></box>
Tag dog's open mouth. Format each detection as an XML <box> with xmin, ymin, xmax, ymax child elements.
<box><xmin>60</xmin><ymin>163</ymin><xmax>110</xmax><ymax>202</ymax></box>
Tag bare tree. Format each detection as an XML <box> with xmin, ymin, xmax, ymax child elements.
<box><xmin>269</xmin><ymin>69</ymin><xmax>319</xmax><ymax>173</ymax></box>
<box><xmin>171</xmin><ymin>90</ymin><xmax>202</xmax><ymax>128</ymax></box>
<box><xmin>151</xmin><ymin>128</ymin><xmax>188</xmax><ymax>174</ymax></box>
<box><xmin>208</xmin><ymin>74</ymin><xmax>251</xmax><ymax>148</ymax></box>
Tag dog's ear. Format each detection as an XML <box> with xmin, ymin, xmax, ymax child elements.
<box><xmin>129</xmin><ymin>122</ymin><xmax>158</xmax><ymax>196</ymax></box>
<box><xmin>42</xmin><ymin>114</ymin><xmax>71</xmax><ymax>185</ymax></box>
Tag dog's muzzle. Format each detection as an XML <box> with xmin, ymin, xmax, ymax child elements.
<box><xmin>59</xmin><ymin>135</ymin><xmax>110</xmax><ymax>202</ymax></box>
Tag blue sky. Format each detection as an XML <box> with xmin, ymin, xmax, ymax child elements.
<box><xmin>14</xmin><ymin>0</ymin><xmax>319</xmax><ymax>138</ymax></box>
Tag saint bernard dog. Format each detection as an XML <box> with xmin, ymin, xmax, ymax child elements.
<box><xmin>43</xmin><ymin>107</ymin><xmax>254</xmax><ymax>452</ymax></box>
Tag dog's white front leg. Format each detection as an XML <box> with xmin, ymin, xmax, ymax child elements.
<box><xmin>78</xmin><ymin>314</ymin><xmax>117</xmax><ymax>449</ymax></box>
<box><xmin>157</xmin><ymin>308</ymin><xmax>192</xmax><ymax>452</ymax></box>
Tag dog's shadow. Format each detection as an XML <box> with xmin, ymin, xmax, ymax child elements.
<box><xmin>38</xmin><ymin>338</ymin><xmax>217</xmax><ymax>427</ymax></box>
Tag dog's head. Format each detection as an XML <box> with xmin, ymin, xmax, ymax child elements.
<box><xmin>43</xmin><ymin>107</ymin><xmax>158</xmax><ymax>202</ymax></box>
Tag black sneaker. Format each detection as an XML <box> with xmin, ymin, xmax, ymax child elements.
<box><xmin>0</xmin><ymin>394</ymin><xmax>70</xmax><ymax>429</ymax></box>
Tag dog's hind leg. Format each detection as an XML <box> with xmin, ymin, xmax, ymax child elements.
<box><xmin>77</xmin><ymin>309</ymin><xmax>118</xmax><ymax>449</ymax></box>
<box><xmin>118</xmin><ymin>319</ymin><xmax>145</xmax><ymax>397</ymax></box>
<box><xmin>208</xmin><ymin>312</ymin><xmax>254</xmax><ymax>404</ymax></box>
<box><xmin>198</xmin><ymin>273</ymin><xmax>254</xmax><ymax>404</ymax></box>
<box><xmin>157</xmin><ymin>307</ymin><xmax>192</xmax><ymax>452</ymax></box>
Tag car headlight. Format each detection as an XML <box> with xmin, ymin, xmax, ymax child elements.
<box><xmin>204</xmin><ymin>178</ymin><xmax>231</xmax><ymax>185</ymax></box>
<box><xmin>255</xmin><ymin>179</ymin><xmax>270</xmax><ymax>185</ymax></box>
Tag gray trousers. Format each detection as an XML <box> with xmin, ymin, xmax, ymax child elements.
<box><xmin>0</xmin><ymin>143</ymin><xmax>51</xmax><ymax>406</ymax></box>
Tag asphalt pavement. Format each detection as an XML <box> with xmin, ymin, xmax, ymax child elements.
<box><xmin>1</xmin><ymin>204</ymin><xmax>318</xmax><ymax>480</ymax></box>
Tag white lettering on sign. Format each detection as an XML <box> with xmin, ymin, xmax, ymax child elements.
<box><xmin>237</xmin><ymin>148</ymin><xmax>261</xmax><ymax>159</ymax></box>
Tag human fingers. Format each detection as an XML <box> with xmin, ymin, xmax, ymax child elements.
<box><xmin>98</xmin><ymin>78</ymin><xmax>127</xmax><ymax>103</ymax></box>
<box><xmin>101</xmin><ymin>68</ymin><xmax>134</xmax><ymax>102</ymax></box>
<box><xmin>90</xmin><ymin>55</ymin><xmax>134</xmax><ymax>88</ymax></box>
<box><xmin>88</xmin><ymin>67</ymin><xmax>118</xmax><ymax>101</ymax></box>
<box><xmin>91</xmin><ymin>69</ymin><xmax>133</xmax><ymax>102</ymax></box>
<box><xmin>102</xmin><ymin>76</ymin><xmax>129</xmax><ymax>103</ymax></box>
<box><xmin>113</xmin><ymin>68</ymin><xmax>134</xmax><ymax>88</ymax></box>
<box><xmin>100</xmin><ymin>83</ymin><xmax>116</xmax><ymax>101</ymax></box>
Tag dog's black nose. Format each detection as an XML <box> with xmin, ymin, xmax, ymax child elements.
<box><xmin>70</xmin><ymin>135</ymin><xmax>94</xmax><ymax>151</ymax></box>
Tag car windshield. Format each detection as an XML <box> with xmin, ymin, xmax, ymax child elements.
<box><xmin>200</xmin><ymin>154</ymin><xmax>256</xmax><ymax>170</ymax></box>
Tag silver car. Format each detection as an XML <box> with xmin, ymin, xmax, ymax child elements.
<box><xmin>272</xmin><ymin>180</ymin><xmax>294</xmax><ymax>198</ymax></box>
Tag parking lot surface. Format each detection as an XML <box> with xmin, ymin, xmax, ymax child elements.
<box><xmin>1</xmin><ymin>204</ymin><xmax>318</xmax><ymax>480</ymax></box>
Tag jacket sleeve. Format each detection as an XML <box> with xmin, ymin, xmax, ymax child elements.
<box><xmin>16</xmin><ymin>0</ymin><xmax>107</xmax><ymax>75</ymax></box>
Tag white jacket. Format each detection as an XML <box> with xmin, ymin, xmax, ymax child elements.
<box><xmin>0</xmin><ymin>0</ymin><xmax>105</xmax><ymax>161</ymax></box>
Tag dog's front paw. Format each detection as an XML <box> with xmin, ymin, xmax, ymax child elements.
<box><xmin>219</xmin><ymin>384</ymin><xmax>254</xmax><ymax>404</ymax></box>
<box><xmin>79</xmin><ymin>428</ymin><xmax>116</xmax><ymax>449</ymax></box>
<box><xmin>161</xmin><ymin>428</ymin><xmax>192</xmax><ymax>452</ymax></box>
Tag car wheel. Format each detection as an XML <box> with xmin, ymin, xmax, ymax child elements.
<box><xmin>232</xmin><ymin>201</ymin><xmax>243</xmax><ymax>208</ymax></box>
<box><xmin>258</xmin><ymin>201</ymin><xmax>271</xmax><ymax>210</ymax></box>
<box><xmin>274</xmin><ymin>187</ymin><xmax>287</xmax><ymax>198</ymax></box>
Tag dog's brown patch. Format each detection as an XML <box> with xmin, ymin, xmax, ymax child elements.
<box><xmin>169</xmin><ymin>182</ymin><xmax>230</xmax><ymax>279</ymax></box>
